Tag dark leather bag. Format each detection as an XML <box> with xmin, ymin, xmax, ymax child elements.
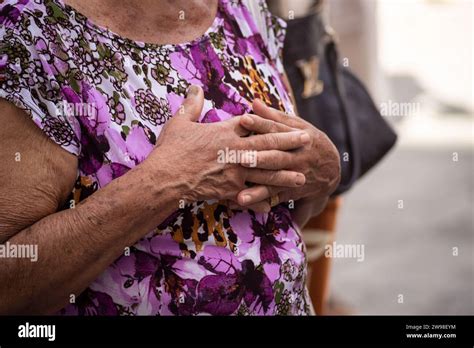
<box><xmin>283</xmin><ymin>13</ymin><xmax>397</xmax><ymax>195</ymax></box>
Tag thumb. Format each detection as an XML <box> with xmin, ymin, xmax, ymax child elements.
<box><xmin>178</xmin><ymin>85</ymin><xmax>204</xmax><ymax>122</ymax></box>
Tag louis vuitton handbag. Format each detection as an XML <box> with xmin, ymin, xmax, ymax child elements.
<box><xmin>283</xmin><ymin>12</ymin><xmax>397</xmax><ymax>195</ymax></box>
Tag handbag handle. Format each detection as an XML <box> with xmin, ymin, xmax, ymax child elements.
<box><xmin>322</xmin><ymin>34</ymin><xmax>361</xmax><ymax>192</ymax></box>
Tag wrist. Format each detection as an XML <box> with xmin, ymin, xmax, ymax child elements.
<box><xmin>139</xmin><ymin>151</ymin><xmax>195</xmax><ymax>205</ymax></box>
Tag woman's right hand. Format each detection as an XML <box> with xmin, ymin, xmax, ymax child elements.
<box><xmin>143</xmin><ymin>85</ymin><xmax>310</xmax><ymax>211</ymax></box>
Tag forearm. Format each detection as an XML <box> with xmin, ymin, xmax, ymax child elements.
<box><xmin>0</xmin><ymin>159</ymin><xmax>185</xmax><ymax>315</ymax></box>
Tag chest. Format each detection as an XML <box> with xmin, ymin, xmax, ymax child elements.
<box><xmin>40</xmin><ymin>7</ymin><xmax>291</xmax><ymax>184</ymax></box>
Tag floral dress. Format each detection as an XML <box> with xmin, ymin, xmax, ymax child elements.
<box><xmin>0</xmin><ymin>0</ymin><xmax>314</xmax><ymax>315</ymax></box>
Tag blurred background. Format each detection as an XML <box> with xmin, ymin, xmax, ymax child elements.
<box><xmin>326</xmin><ymin>0</ymin><xmax>473</xmax><ymax>314</ymax></box>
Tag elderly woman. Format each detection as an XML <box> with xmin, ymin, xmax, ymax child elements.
<box><xmin>0</xmin><ymin>0</ymin><xmax>340</xmax><ymax>315</ymax></box>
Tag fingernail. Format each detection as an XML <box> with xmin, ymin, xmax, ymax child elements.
<box><xmin>300</xmin><ymin>132</ymin><xmax>310</xmax><ymax>144</ymax></box>
<box><xmin>295</xmin><ymin>174</ymin><xmax>306</xmax><ymax>186</ymax></box>
<box><xmin>187</xmin><ymin>85</ymin><xmax>200</xmax><ymax>97</ymax></box>
<box><xmin>241</xmin><ymin>194</ymin><xmax>251</xmax><ymax>204</ymax></box>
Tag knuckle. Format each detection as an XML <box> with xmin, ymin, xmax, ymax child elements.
<box><xmin>252</xmin><ymin>136</ymin><xmax>264</xmax><ymax>150</ymax></box>
<box><xmin>251</xmin><ymin>116</ymin><xmax>261</xmax><ymax>128</ymax></box>
<box><xmin>243</xmin><ymin>136</ymin><xmax>255</xmax><ymax>150</ymax></box>
<box><xmin>249</xmin><ymin>119</ymin><xmax>261</xmax><ymax>133</ymax></box>
<box><xmin>256</xmin><ymin>152</ymin><xmax>266</xmax><ymax>167</ymax></box>
<box><xmin>276</xmin><ymin>171</ymin><xmax>290</xmax><ymax>185</ymax></box>
<box><xmin>231</xmin><ymin>135</ymin><xmax>245</xmax><ymax>150</ymax></box>
<box><xmin>268</xmin><ymin>120</ymin><xmax>278</xmax><ymax>133</ymax></box>
<box><xmin>260</xmin><ymin>119</ymin><xmax>271</xmax><ymax>133</ymax></box>
<box><xmin>282</xmin><ymin>133</ymin><xmax>293</xmax><ymax>148</ymax></box>
<box><xmin>231</xmin><ymin>116</ymin><xmax>242</xmax><ymax>129</ymax></box>
<box><xmin>284</xmin><ymin>152</ymin><xmax>294</xmax><ymax>167</ymax></box>
<box><xmin>267</xmin><ymin>134</ymin><xmax>278</xmax><ymax>149</ymax></box>
<box><xmin>267</xmin><ymin>170</ymin><xmax>280</xmax><ymax>184</ymax></box>
<box><xmin>292</xmin><ymin>132</ymin><xmax>301</xmax><ymax>147</ymax></box>
<box><xmin>268</xmin><ymin>151</ymin><xmax>284</xmax><ymax>169</ymax></box>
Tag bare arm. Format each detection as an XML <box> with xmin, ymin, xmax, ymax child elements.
<box><xmin>0</xmin><ymin>86</ymin><xmax>310</xmax><ymax>314</ymax></box>
<box><xmin>0</xmin><ymin>99</ymin><xmax>186</xmax><ymax>314</ymax></box>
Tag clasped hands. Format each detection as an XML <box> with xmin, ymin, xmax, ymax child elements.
<box><xmin>231</xmin><ymin>98</ymin><xmax>341</xmax><ymax>213</ymax></box>
<box><xmin>151</xmin><ymin>85</ymin><xmax>341</xmax><ymax>214</ymax></box>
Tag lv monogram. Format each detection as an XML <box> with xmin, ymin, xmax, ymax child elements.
<box><xmin>295</xmin><ymin>56</ymin><xmax>324</xmax><ymax>98</ymax></box>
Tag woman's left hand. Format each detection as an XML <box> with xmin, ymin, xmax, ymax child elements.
<box><xmin>235</xmin><ymin>98</ymin><xmax>341</xmax><ymax>210</ymax></box>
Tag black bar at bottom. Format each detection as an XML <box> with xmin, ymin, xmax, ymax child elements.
<box><xmin>0</xmin><ymin>315</ymin><xmax>472</xmax><ymax>346</ymax></box>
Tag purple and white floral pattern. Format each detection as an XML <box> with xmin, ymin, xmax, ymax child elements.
<box><xmin>0</xmin><ymin>0</ymin><xmax>313</xmax><ymax>315</ymax></box>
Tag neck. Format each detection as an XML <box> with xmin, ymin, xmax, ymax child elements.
<box><xmin>74</xmin><ymin>0</ymin><xmax>214</xmax><ymax>28</ymax></box>
<box><xmin>63</xmin><ymin>0</ymin><xmax>218</xmax><ymax>45</ymax></box>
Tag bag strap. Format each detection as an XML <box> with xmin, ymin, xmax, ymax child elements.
<box><xmin>322</xmin><ymin>31</ymin><xmax>361</xmax><ymax>192</ymax></box>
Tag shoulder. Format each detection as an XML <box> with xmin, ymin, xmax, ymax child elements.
<box><xmin>237</xmin><ymin>0</ymin><xmax>286</xmax><ymax>41</ymax></box>
<box><xmin>1</xmin><ymin>0</ymin><xmax>83</xmax><ymax>157</ymax></box>
<box><xmin>236</xmin><ymin>0</ymin><xmax>287</xmax><ymax>66</ymax></box>
<box><xmin>1</xmin><ymin>0</ymin><xmax>76</xmax><ymax>43</ymax></box>
<box><xmin>1</xmin><ymin>0</ymin><xmax>49</xmax><ymax>31</ymax></box>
